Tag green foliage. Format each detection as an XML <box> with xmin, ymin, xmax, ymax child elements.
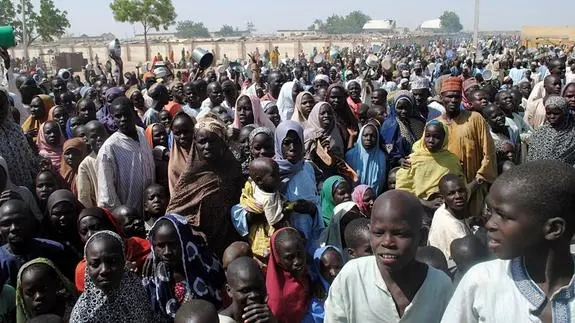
<box><xmin>110</xmin><ymin>0</ymin><xmax>176</xmax><ymax>59</ymax></box>
<box><xmin>217</xmin><ymin>25</ymin><xmax>236</xmax><ymax>37</ymax></box>
<box><xmin>309</xmin><ymin>11</ymin><xmax>371</xmax><ymax>34</ymax></box>
<box><xmin>440</xmin><ymin>11</ymin><xmax>463</xmax><ymax>33</ymax></box>
<box><xmin>175</xmin><ymin>20</ymin><xmax>210</xmax><ymax>38</ymax></box>
<box><xmin>0</xmin><ymin>0</ymin><xmax>15</xmax><ymax>27</ymax></box>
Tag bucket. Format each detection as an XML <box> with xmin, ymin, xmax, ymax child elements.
<box><xmin>0</xmin><ymin>26</ymin><xmax>16</xmax><ymax>49</ymax></box>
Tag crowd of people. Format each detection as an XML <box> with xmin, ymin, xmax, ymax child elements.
<box><xmin>0</xmin><ymin>34</ymin><xmax>574</xmax><ymax>322</ymax></box>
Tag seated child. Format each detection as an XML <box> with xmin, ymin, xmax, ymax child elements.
<box><xmin>442</xmin><ymin>160</ymin><xmax>575</xmax><ymax>322</ymax></box>
<box><xmin>343</xmin><ymin>217</ymin><xmax>372</xmax><ymax>259</ymax></box>
<box><xmin>112</xmin><ymin>205</ymin><xmax>146</xmax><ymax>239</ymax></box>
<box><xmin>449</xmin><ymin>235</ymin><xmax>489</xmax><ymax>286</ymax></box>
<box><xmin>428</xmin><ymin>174</ymin><xmax>472</xmax><ymax>260</ymax></box>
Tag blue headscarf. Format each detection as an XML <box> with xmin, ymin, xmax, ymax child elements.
<box><xmin>305</xmin><ymin>245</ymin><xmax>344</xmax><ymax>323</ymax></box>
<box><xmin>144</xmin><ymin>214</ymin><xmax>224</xmax><ymax>319</ymax></box>
<box><xmin>345</xmin><ymin>124</ymin><xmax>387</xmax><ymax>194</ymax></box>
<box><xmin>65</xmin><ymin>118</ymin><xmax>74</xmax><ymax>138</ymax></box>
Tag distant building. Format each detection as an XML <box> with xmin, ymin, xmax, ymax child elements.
<box><xmin>418</xmin><ymin>19</ymin><xmax>442</xmax><ymax>32</ymax></box>
<box><xmin>363</xmin><ymin>20</ymin><xmax>396</xmax><ymax>34</ymax></box>
<box><xmin>134</xmin><ymin>32</ymin><xmax>178</xmax><ymax>41</ymax></box>
<box><xmin>58</xmin><ymin>33</ymin><xmax>117</xmax><ymax>43</ymax></box>
<box><xmin>276</xmin><ymin>29</ymin><xmax>318</xmax><ymax>37</ymax></box>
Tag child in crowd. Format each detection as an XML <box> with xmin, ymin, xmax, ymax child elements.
<box><xmin>77</xmin><ymin>120</ymin><xmax>108</xmax><ymax>208</ymax></box>
<box><xmin>416</xmin><ymin>246</ymin><xmax>450</xmax><ymax>276</ymax></box>
<box><xmin>442</xmin><ymin>160</ymin><xmax>575</xmax><ymax>322</ymax></box>
<box><xmin>428</xmin><ymin>174</ymin><xmax>472</xmax><ymax>260</ymax></box>
<box><xmin>145</xmin><ymin>123</ymin><xmax>169</xmax><ymax>188</ymax></box>
<box><xmin>449</xmin><ymin>235</ymin><xmax>489</xmax><ymax>285</ymax></box>
<box><xmin>324</xmin><ymin>190</ymin><xmax>452</xmax><ymax>322</ymax></box>
<box><xmin>143</xmin><ymin>184</ymin><xmax>169</xmax><ymax>232</ymax></box>
<box><xmin>307</xmin><ymin>246</ymin><xmax>344</xmax><ymax>323</ymax></box>
<box><xmin>219</xmin><ymin>257</ymin><xmax>274</xmax><ymax>323</ymax></box>
<box><xmin>112</xmin><ymin>205</ymin><xmax>146</xmax><ymax>239</ymax></box>
<box><xmin>343</xmin><ymin>217</ymin><xmax>372</xmax><ymax>260</ymax></box>
<box><xmin>386</xmin><ymin>167</ymin><xmax>399</xmax><ymax>190</ymax></box>
<box><xmin>175</xmin><ymin>300</ymin><xmax>219</xmax><ymax>323</ymax></box>
<box><xmin>320</xmin><ymin>175</ymin><xmax>352</xmax><ymax>225</ymax></box>
<box><xmin>222</xmin><ymin>241</ymin><xmax>253</xmax><ymax>272</ymax></box>
<box><xmin>351</xmin><ymin>185</ymin><xmax>375</xmax><ymax>217</ymax></box>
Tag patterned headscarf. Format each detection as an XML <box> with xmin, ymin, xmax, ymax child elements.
<box><xmin>545</xmin><ymin>95</ymin><xmax>569</xmax><ymax>114</ymax></box>
<box><xmin>195</xmin><ymin>116</ymin><xmax>227</xmax><ymax>141</ymax></box>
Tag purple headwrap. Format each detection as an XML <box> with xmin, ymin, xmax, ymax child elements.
<box><xmin>274</xmin><ymin>120</ymin><xmax>304</xmax><ymax>178</ymax></box>
<box><xmin>96</xmin><ymin>87</ymin><xmax>125</xmax><ymax>133</ymax></box>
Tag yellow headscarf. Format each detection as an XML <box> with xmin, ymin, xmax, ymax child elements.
<box><xmin>396</xmin><ymin>120</ymin><xmax>465</xmax><ymax>199</ymax></box>
<box><xmin>22</xmin><ymin>94</ymin><xmax>54</xmax><ymax>141</ymax></box>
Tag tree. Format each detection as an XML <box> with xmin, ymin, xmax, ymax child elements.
<box><xmin>217</xmin><ymin>25</ymin><xmax>236</xmax><ymax>37</ymax></box>
<box><xmin>6</xmin><ymin>0</ymin><xmax>70</xmax><ymax>48</ymax></box>
<box><xmin>310</xmin><ymin>11</ymin><xmax>371</xmax><ymax>34</ymax></box>
<box><xmin>440</xmin><ymin>11</ymin><xmax>463</xmax><ymax>33</ymax></box>
<box><xmin>175</xmin><ymin>20</ymin><xmax>210</xmax><ymax>38</ymax></box>
<box><xmin>110</xmin><ymin>0</ymin><xmax>177</xmax><ymax>60</ymax></box>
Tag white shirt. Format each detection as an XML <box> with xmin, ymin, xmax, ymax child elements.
<box><xmin>428</xmin><ymin>204</ymin><xmax>472</xmax><ymax>260</ymax></box>
<box><xmin>441</xmin><ymin>257</ymin><xmax>575</xmax><ymax>323</ymax></box>
<box><xmin>325</xmin><ymin>256</ymin><xmax>453</xmax><ymax>323</ymax></box>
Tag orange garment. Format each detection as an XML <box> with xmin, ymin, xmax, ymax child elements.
<box><xmin>59</xmin><ymin>138</ymin><xmax>88</xmax><ymax>196</ymax></box>
<box><xmin>22</xmin><ymin>94</ymin><xmax>53</xmax><ymax>141</ymax></box>
<box><xmin>164</xmin><ymin>101</ymin><xmax>182</xmax><ymax>117</ymax></box>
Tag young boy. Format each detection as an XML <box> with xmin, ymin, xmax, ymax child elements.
<box><xmin>441</xmin><ymin>160</ymin><xmax>575</xmax><ymax>322</ymax></box>
<box><xmin>77</xmin><ymin>121</ymin><xmax>108</xmax><ymax>208</ymax></box>
<box><xmin>428</xmin><ymin>174</ymin><xmax>472</xmax><ymax>260</ymax></box>
<box><xmin>343</xmin><ymin>217</ymin><xmax>372</xmax><ymax>259</ymax></box>
<box><xmin>174</xmin><ymin>299</ymin><xmax>219</xmax><ymax>323</ymax></box>
<box><xmin>325</xmin><ymin>190</ymin><xmax>452</xmax><ymax>322</ymax></box>
<box><xmin>449</xmin><ymin>235</ymin><xmax>489</xmax><ymax>285</ymax></box>
<box><xmin>112</xmin><ymin>205</ymin><xmax>146</xmax><ymax>238</ymax></box>
<box><xmin>143</xmin><ymin>183</ymin><xmax>169</xmax><ymax>232</ymax></box>
<box><xmin>416</xmin><ymin>246</ymin><xmax>449</xmax><ymax>276</ymax></box>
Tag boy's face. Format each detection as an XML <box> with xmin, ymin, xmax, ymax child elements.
<box><xmin>347</xmin><ymin>230</ymin><xmax>372</xmax><ymax>259</ymax></box>
<box><xmin>485</xmin><ymin>182</ymin><xmax>543</xmax><ymax>259</ymax></box>
<box><xmin>441</xmin><ymin>179</ymin><xmax>467</xmax><ymax>212</ymax></box>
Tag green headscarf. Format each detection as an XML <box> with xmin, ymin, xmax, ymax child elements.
<box><xmin>16</xmin><ymin>258</ymin><xmax>77</xmax><ymax>323</ymax></box>
<box><xmin>320</xmin><ymin>175</ymin><xmax>346</xmax><ymax>225</ymax></box>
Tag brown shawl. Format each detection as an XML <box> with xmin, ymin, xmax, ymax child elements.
<box><xmin>166</xmin><ymin>141</ymin><xmax>244</xmax><ymax>257</ymax></box>
<box><xmin>167</xmin><ymin>139</ymin><xmax>190</xmax><ymax>196</ymax></box>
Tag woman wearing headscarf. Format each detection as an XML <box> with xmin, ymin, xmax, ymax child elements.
<box><xmin>461</xmin><ymin>78</ymin><xmax>480</xmax><ymax>111</ymax></box>
<box><xmin>345</xmin><ymin>123</ymin><xmax>388</xmax><ymax>195</ymax></box>
<box><xmin>291</xmin><ymin>91</ymin><xmax>315</xmax><ymax>127</ymax></box>
<box><xmin>277</xmin><ymin>81</ymin><xmax>303</xmax><ymax>121</ymax></box>
<box><xmin>44</xmin><ymin>189</ymin><xmax>85</xmax><ymax>261</ymax></box>
<box><xmin>75</xmin><ymin>207</ymin><xmax>151</xmax><ymax>292</ymax></box>
<box><xmin>325</xmin><ymin>84</ymin><xmax>359</xmax><ymax>147</ymax></box>
<box><xmin>274</xmin><ymin>121</ymin><xmax>323</xmax><ymax>255</ymax></box>
<box><xmin>380</xmin><ymin>90</ymin><xmax>425</xmax><ymax>167</ymax></box>
<box><xmin>144</xmin><ymin>214</ymin><xmax>224</xmax><ymax>319</ymax></box>
<box><xmin>304</xmin><ymin>102</ymin><xmax>346</xmax><ymax>181</ymax></box>
<box><xmin>97</xmin><ymin>87</ymin><xmax>124</xmax><ymax>133</ymax></box>
<box><xmin>528</xmin><ymin>95</ymin><xmax>575</xmax><ymax>165</ymax></box>
<box><xmin>16</xmin><ymin>258</ymin><xmax>77</xmax><ymax>323</ymax></box>
<box><xmin>37</xmin><ymin>120</ymin><xmax>66</xmax><ymax>172</ymax></box>
<box><xmin>167</xmin><ymin>116</ymin><xmax>243</xmax><ymax>257</ymax></box>
<box><xmin>319</xmin><ymin>201</ymin><xmax>362</xmax><ymax>260</ymax></box>
<box><xmin>320</xmin><ymin>175</ymin><xmax>351</xmax><ymax>226</ymax></box>
<box><xmin>22</xmin><ymin>94</ymin><xmax>53</xmax><ymax>142</ymax></box>
<box><xmin>59</xmin><ymin>138</ymin><xmax>89</xmax><ymax>196</ymax></box>
<box><xmin>351</xmin><ymin>185</ymin><xmax>375</xmax><ymax>217</ymax></box>
<box><xmin>168</xmin><ymin>112</ymin><xmax>195</xmax><ymax>195</ymax></box>
<box><xmin>396</xmin><ymin>120</ymin><xmax>465</xmax><ymax>209</ymax></box>
<box><xmin>70</xmin><ymin>231</ymin><xmax>157</xmax><ymax>323</ymax></box>
<box><xmin>0</xmin><ymin>156</ymin><xmax>41</xmax><ymax>221</ymax></box>
<box><xmin>233</xmin><ymin>94</ymin><xmax>276</xmax><ymax>130</ymax></box>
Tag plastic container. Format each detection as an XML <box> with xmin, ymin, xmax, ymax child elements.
<box><xmin>0</xmin><ymin>26</ymin><xmax>16</xmax><ymax>49</ymax></box>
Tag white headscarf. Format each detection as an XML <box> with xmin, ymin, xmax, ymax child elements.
<box><xmin>277</xmin><ymin>81</ymin><xmax>296</xmax><ymax>121</ymax></box>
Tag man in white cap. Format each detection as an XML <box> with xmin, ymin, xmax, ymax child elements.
<box><xmin>411</xmin><ymin>76</ymin><xmax>444</xmax><ymax>122</ymax></box>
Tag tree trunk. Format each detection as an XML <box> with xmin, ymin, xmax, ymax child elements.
<box><xmin>144</xmin><ymin>28</ymin><xmax>150</xmax><ymax>61</ymax></box>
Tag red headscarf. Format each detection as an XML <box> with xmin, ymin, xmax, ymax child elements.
<box><xmin>461</xmin><ymin>78</ymin><xmax>479</xmax><ymax>110</ymax></box>
<box><xmin>266</xmin><ymin>227</ymin><xmax>310</xmax><ymax>323</ymax></box>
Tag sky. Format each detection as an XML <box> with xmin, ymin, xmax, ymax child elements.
<box><xmin>28</xmin><ymin>0</ymin><xmax>575</xmax><ymax>38</ymax></box>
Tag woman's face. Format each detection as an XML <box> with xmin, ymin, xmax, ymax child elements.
<box><xmin>50</xmin><ymin>201</ymin><xmax>77</xmax><ymax>233</ymax></box>
<box><xmin>251</xmin><ymin>133</ymin><xmax>274</xmax><ymax>159</ymax></box>
<box><xmin>30</xmin><ymin>97</ymin><xmax>45</xmax><ymax>119</ymax></box>
<box><xmin>276</xmin><ymin>236</ymin><xmax>306</xmax><ymax>277</ymax></box>
<box><xmin>300</xmin><ymin>93</ymin><xmax>315</xmax><ymax>119</ymax></box>
<box><xmin>43</xmin><ymin>122</ymin><xmax>61</xmax><ymax>146</ymax></box>
<box><xmin>78</xmin><ymin>101</ymin><xmax>96</xmax><ymax>122</ymax></box>
<box><xmin>395</xmin><ymin>100</ymin><xmax>411</xmax><ymax>120</ymax></box>
<box><xmin>319</xmin><ymin>104</ymin><xmax>334</xmax><ymax>129</ymax></box>
<box><xmin>333</xmin><ymin>181</ymin><xmax>352</xmax><ymax>205</ymax></box>
<box><xmin>77</xmin><ymin>213</ymin><xmax>114</xmax><ymax>245</ymax></box>
<box><xmin>424</xmin><ymin>125</ymin><xmax>445</xmax><ymax>153</ymax></box>
<box><xmin>348</xmin><ymin>83</ymin><xmax>361</xmax><ymax>100</ymax></box>
<box><xmin>563</xmin><ymin>85</ymin><xmax>575</xmax><ymax>109</ymax></box>
<box><xmin>195</xmin><ymin>129</ymin><xmax>225</xmax><ymax>162</ymax></box>
<box><xmin>281</xmin><ymin>130</ymin><xmax>303</xmax><ymax>164</ymax></box>
<box><xmin>35</xmin><ymin>172</ymin><xmax>58</xmax><ymax>203</ymax></box>
<box><xmin>152</xmin><ymin>124</ymin><xmax>168</xmax><ymax>147</ymax></box>
<box><xmin>362</xmin><ymin>188</ymin><xmax>375</xmax><ymax>216</ymax></box>
<box><xmin>171</xmin><ymin>117</ymin><xmax>194</xmax><ymax>150</ymax></box>
<box><xmin>21</xmin><ymin>265</ymin><xmax>60</xmax><ymax>317</ymax></box>
<box><xmin>328</xmin><ymin>87</ymin><xmax>345</xmax><ymax>110</ymax></box>
<box><xmin>319</xmin><ymin>249</ymin><xmax>343</xmax><ymax>284</ymax></box>
<box><xmin>86</xmin><ymin>236</ymin><xmax>125</xmax><ymax>293</ymax></box>
<box><xmin>546</xmin><ymin>107</ymin><xmax>566</xmax><ymax>127</ymax></box>
<box><xmin>130</xmin><ymin>92</ymin><xmax>145</xmax><ymax>109</ymax></box>
<box><xmin>361</xmin><ymin>125</ymin><xmax>378</xmax><ymax>150</ymax></box>
<box><xmin>52</xmin><ymin>107</ymin><xmax>69</xmax><ymax>130</ymax></box>
<box><xmin>237</xmin><ymin>96</ymin><xmax>254</xmax><ymax>126</ymax></box>
<box><xmin>265</xmin><ymin>105</ymin><xmax>281</xmax><ymax>127</ymax></box>
<box><xmin>239</xmin><ymin>127</ymin><xmax>255</xmax><ymax>156</ymax></box>
<box><xmin>64</xmin><ymin>147</ymin><xmax>83</xmax><ymax>170</ymax></box>
<box><xmin>152</xmin><ymin>221</ymin><xmax>182</xmax><ymax>270</ymax></box>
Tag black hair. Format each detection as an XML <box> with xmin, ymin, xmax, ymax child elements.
<box><xmin>494</xmin><ymin>160</ymin><xmax>575</xmax><ymax>237</ymax></box>
<box><xmin>226</xmin><ymin>256</ymin><xmax>262</xmax><ymax>285</ymax></box>
<box><xmin>275</xmin><ymin>227</ymin><xmax>304</xmax><ymax>246</ymax></box>
<box><xmin>372</xmin><ymin>88</ymin><xmax>388</xmax><ymax>97</ymax></box>
<box><xmin>110</xmin><ymin>96</ymin><xmax>133</xmax><ymax>111</ymax></box>
<box><xmin>438</xmin><ymin>173</ymin><xmax>465</xmax><ymax>193</ymax></box>
<box><xmin>344</xmin><ymin>217</ymin><xmax>370</xmax><ymax>249</ymax></box>
<box><xmin>450</xmin><ymin>235</ymin><xmax>489</xmax><ymax>273</ymax></box>
<box><xmin>469</xmin><ymin>88</ymin><xmax>486</xmax><ymax>100</ymax></box>
<box><xmin>416</xmin><ymin>246</ymin><xmax>448</xmax><ymax>273</ymax></box>
<box><xmin>481</xmin><ymin>84</ymin><xmax>498</xmax><ymax>103</ymax></box>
